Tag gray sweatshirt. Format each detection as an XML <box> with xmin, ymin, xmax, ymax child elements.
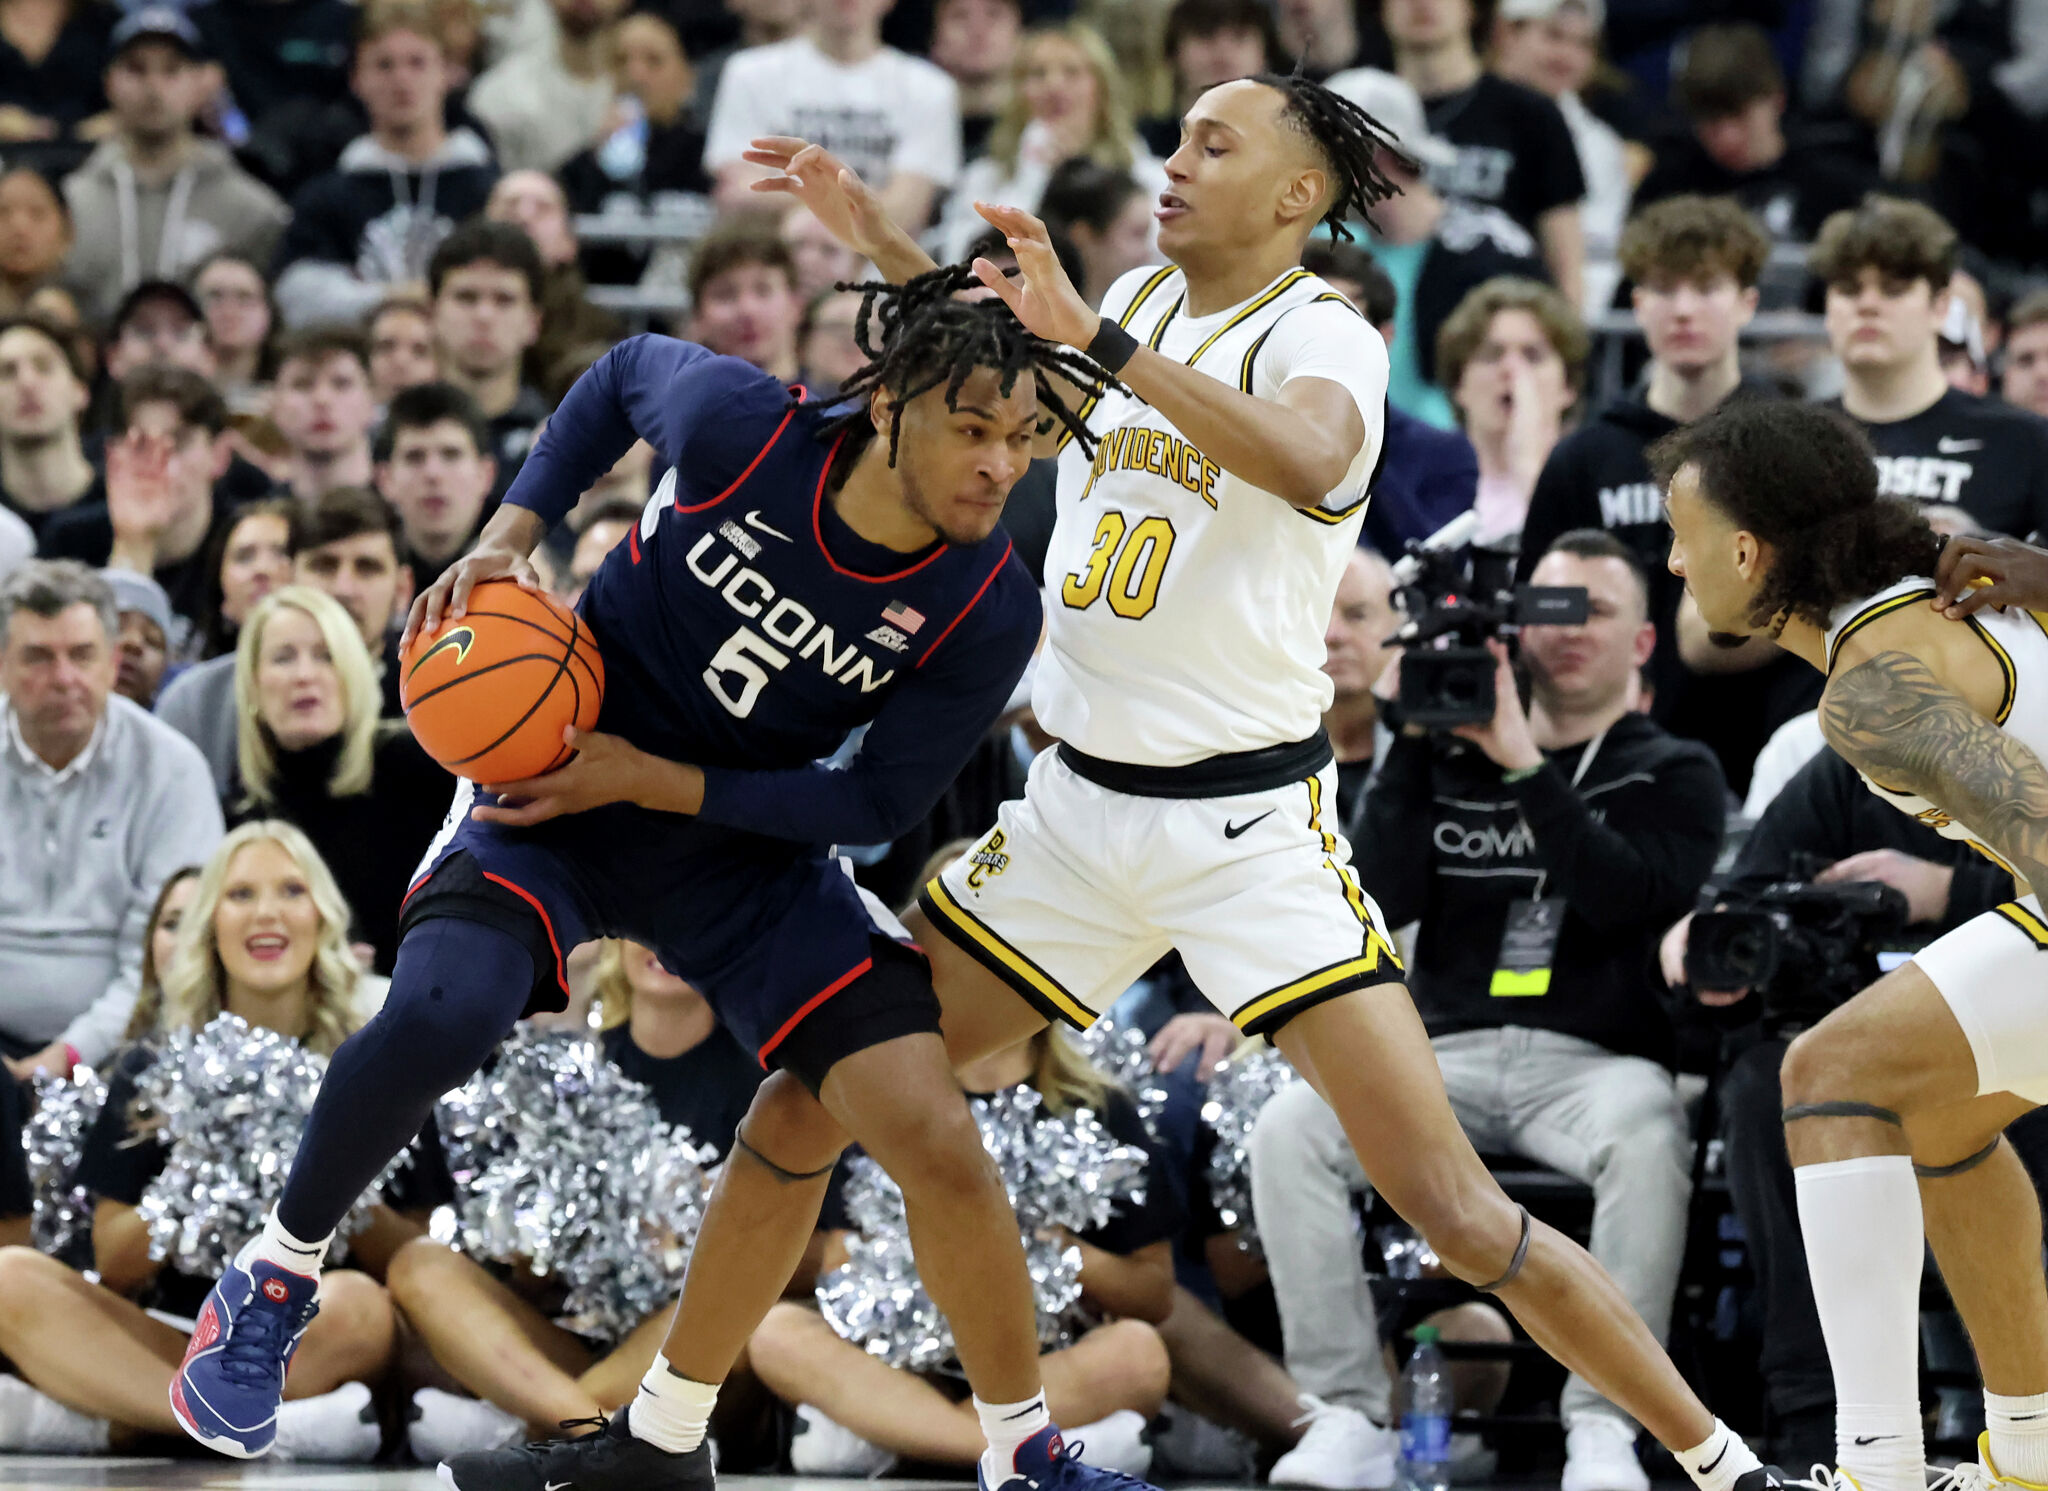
<box><xmin>61</xmin><ymin>139</ymin><xmax>292</xmax><ymax>323</ymax></box>
<box><xmin>0</xmin><ymin>695</ymin><xmax>224</xmax><ymax>1063</ymax></box>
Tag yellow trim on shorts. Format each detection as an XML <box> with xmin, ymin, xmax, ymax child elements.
<box><xmin>1307</xmin><ymin>775</ymin><xmax>1371</xmax><ymax>924</ymax></box>
<box><xmin>919</xmin><ymin>877</ymin><xmax>1097</xmax><ymax>1029</ymax></box>
<box><xmin>1995</xmin><ymin>900</ymin><xmax>2048</xmax><ymax>949</ymax></box>
<box><xmin>1231</xmin><ymin>948</ymin><xmax>1397</xmax><ymax>1034</ymax></box>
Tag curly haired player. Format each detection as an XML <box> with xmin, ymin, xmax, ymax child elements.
<box><xmin>168</xmin><ymin>272</ymin><xmax>1154</xmax><ymax>1491</ymax></box>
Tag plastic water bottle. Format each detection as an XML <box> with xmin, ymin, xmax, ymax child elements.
<box><xmin>1400</xmin><ymin>1325</ymin><xmax>1452</xmax><ymax>1491</ymax></box>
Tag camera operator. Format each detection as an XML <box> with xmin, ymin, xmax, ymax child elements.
<box><xmin>1658</xmin><ymin>745</ymin><xmax>2011</xmax><ymax>1469</ymax></box>
<box><xmin>1263</xmin><ymin>528</ymin><xmax>1725</xmax><ymax>1483</ymax></box>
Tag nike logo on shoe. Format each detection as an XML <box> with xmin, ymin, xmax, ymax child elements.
<box><xmin>545</xmin><ymin>1481</ymin><xmax>573</xmax><ymax>1490</ymax></box>
<box><xmin>1224</xmin><ymin>810</ymin><xmax>1275</xmax><ymax>839</ymax></box>
<box><xmin>744</xmin><ymin>510</ymin><xmax>791</xmax><ymax>541</ymax></box>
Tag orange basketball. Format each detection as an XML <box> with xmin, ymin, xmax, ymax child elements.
<box><xmin>400</xmin><ymin>580</ymin><xmax>605</xmax><ymax>783</ymax></box>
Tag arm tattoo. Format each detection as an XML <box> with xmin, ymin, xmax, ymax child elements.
<box><xmin>1822</xmin><ymin>649</ymin><xmax>2048</xmax><ymax>892</ymax></box>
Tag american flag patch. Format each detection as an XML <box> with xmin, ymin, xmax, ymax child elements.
<box><xmin>882</xmin><ymin>600</ymin><xmax>925</xmax><ymax>634</ymax></box>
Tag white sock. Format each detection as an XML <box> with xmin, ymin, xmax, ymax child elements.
<box><xmin>1988</xmin><ymin>1390</ymin><xmax>2048</xmax><ymax>1483</ymax></box>
<box><xmin>253</xmin><ymin>1209</ymin><xmax>330</xmax><ymax>1275</ymax></box>
<box><xmin>1795</xmin><ymin>1156</ymin><xmax>1926</xmax><ymax>1491</ymax></box>
<box><xmin>1673</xmin><ymin>1418</ymin><xmax>1763</xmax><ymax>1491</ymax></box>
<box><xmin>629</xmin><ymin>1354</ymin><xmax>718</xmax><ymax>1454</ymax></box>
<box><xmin>976</xmin><ymin>1391</ymin><xmax>1050</xmax><ymax>1486</ymax></box>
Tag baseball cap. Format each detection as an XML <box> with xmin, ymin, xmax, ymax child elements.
<box><xmin>1496</xmin><ymin>0</ymin><xmax>1605</xmax><ymax>28</ymax></box>
<box><xmin>110</xmin><ymin>6</ymin><xmax>207</xmax><ymax>61</ymax></box>
<box><xmin>1322</xmin><ymin>68</ymin><xmax>1458</xmax><ymax>175</ymax></box>
<box><xmin>109</xmin><ymin>278</ymin><xmax>204</xmax><ymax>340</ymax></box>
<box><xmin>100</xmin><ymin>568</ymin><xmax>175</xmax><ymax>642</ymax></box>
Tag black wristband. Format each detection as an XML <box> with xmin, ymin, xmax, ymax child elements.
<box><xmin>1085</xmin><ymin>318</ymin><xmax>1139</xmax><ymax>374</ymax></box>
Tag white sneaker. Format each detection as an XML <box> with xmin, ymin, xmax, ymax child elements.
<box><xmin>272</xmin><ymin>1381</ymin><xmax>382</xmax><ymax>1463</ymax></box>
<box><xmin>0</xmin><ymin>1374</ymin><xmax>110</xmax><ymax>1454</ymax></box>
<box><xmin>408</xmin><ymin>1387</ymin><xmax>526</xmax><ymax>1464</ymax></box>
<box><xmin>1152</xmin><ymin>1402</ymin><xmax>1258</xmax><ymax>1481</ymax></box>
<box><xmin>1562</xmin><ymin>1415</ymin><xmax>1650</xmax><ymax>1491</ymax></box>
<box><xmin>1270</xmin><ymin>1396</ymin><xmax>1400</xmax><ymax>1490</ymax></box>
<box><xmin>1067</xmin><ymin>1409</ymin><xmax>1154</xmax><ymax>1477</ymax></box>
<box><xmin>789</xmin><ymin>1403</ymin><xmax>897</xmax><ymax>1477</ymax></box>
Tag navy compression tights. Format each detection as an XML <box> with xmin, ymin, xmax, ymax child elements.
<box><xmin>277</xmin><ymin>918</ymin><xmax>534</xmax><ymax>1242</ymax></box>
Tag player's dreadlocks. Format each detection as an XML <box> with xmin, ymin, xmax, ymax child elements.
<box><xmin>823</xmin><ymin>263</ymin><xmax>1116</xmax><ymax>468</ymax></box>
<box><xmin>1247</xmin><ymin>71</ymin><xmax>1405</xmax><ymax>241</ymax></box>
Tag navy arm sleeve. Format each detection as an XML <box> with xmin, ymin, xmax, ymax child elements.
<box><xmin>693</xmin><ymin>559</ymin><xmax>1042</xmax><ymax>845</ymax></box>
<box><xmin>503</xmin><ymin>336</ymin><xmax>792</xmax><ymax>529</ymax></box>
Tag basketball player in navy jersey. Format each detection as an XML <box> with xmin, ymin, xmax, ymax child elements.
<box><xmin>169</xmin><ymin>271</ymin><xmax>1140</xmax><ymax>1491</ymax></box>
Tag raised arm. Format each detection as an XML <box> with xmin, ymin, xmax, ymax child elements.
<box><xmin>971</xmin><ymin>204</ymin><xmax>1366</xmax><ymax>509</ymax></box>
<box><xmin>742</xmin><ymin>138</ymin><xmax>938</xmax><ymax>285</ymax></box>
<box><xmin>1820</xmin><ymin>648</ymin><xmax>2048</xmax><ymax>892</ymax></box>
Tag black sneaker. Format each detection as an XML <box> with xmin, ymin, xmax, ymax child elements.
<box><xmin>1738</xmin><ymin>1464</ymin><xmax>1799</xmax><ymax>1491</ymax></box>
<box><xmin>438</xmin><ymin>1406</ymin><xmax>714</xmax><ymax>1491</ymax></box>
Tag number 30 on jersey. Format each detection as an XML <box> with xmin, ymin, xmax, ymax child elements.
<box><xmin>1061</xmin><ymin>511</ymin><xmax>1177</xmax><ymax>619</ymax></box>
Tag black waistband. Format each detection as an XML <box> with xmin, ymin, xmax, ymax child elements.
<box><xmin>1056</xmin><ymin>731</ymin><xmax>1334</xmax><ymax>799</ymax></box>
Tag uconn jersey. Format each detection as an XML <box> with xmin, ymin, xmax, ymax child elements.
<box><xmin>512</xmin><ymin>335</ymin><xmax>1039</xmax><ymax>845</ymax></box>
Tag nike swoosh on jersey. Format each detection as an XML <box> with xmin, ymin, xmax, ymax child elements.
<box><xmin>1938</xmin><ymin>438</ymin><xmax>1984</xmax><ymax>454</ymax></box>
<box><xmin>744</xmin><ymin>510</ymin><xmax>792</xmax><ymax>541</ymax></box>
<box><xmin>1224</xmin><ymin>809</ymin><xmax>1275</xmax><ymax>839</ymax></box>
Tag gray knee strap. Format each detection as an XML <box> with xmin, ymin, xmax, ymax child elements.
<box><xmin>1915</xmin><ymin>1136</ymin><xmax>2003</xmax><ymax>1179</ymax></box>
<box><xmin>1474</xmin><ymin>1205</ymin><xmax>1532</xmax><ymax>1294</ymax></box>
<box><xmin>733</xmin><ymin>1130</ymin><xmax>837</xmax><ymax>1184</ymax></box>
<box><xmin>1782</xmin><ymin>1100</ymin><xmax>1905</xmax><ymax>1128</ymax></box>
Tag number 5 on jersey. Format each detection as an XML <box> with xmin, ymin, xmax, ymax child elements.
<box><xmin>1061</xmin><ymin>511</ymin><xmax>1177</xmax><ymax>619</ymax></box>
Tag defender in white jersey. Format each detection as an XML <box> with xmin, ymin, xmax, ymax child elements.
<box><xmin>725</xmin><ymin>88</ymin><xmax>1785</xmax><ymax>1491</ymax></box>
<box><xmin>1658</xmin><ymin>402</ymin><xmax>2048</xmax><ymax>1491</ymax></box>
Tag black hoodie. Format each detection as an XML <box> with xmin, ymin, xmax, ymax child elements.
<box><xmin>1354</xmin><ymin>714</ymin><xmax>1726</xmax><ymax>1068</ymax></box>
<box><xmin>1517</xmin><ymin>381</ymin><xmax>1815</xmax><ymax>795</ymax></box>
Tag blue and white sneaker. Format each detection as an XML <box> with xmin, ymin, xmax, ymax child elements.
<box><xmin>169</xmin><ymin>1241</ymin><xmax>321</xmax><ymax>1459</ymax></box>
<box><xmin>981</xmin><ymin>1423</ymin><xmax>1165</xmax><ymax>1491</ymax></box>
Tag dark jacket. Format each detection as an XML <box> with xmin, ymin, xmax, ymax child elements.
<box><xmin>1354</xmin><ymin>712</ymin><xmax>1726</xmax><ymax>1066</ymax></box>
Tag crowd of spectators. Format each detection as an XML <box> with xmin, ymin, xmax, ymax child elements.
<box><xmin>4</xmin><ymin>0</ymin><xmax>2048</xmax><ymax>1473</ymax></box>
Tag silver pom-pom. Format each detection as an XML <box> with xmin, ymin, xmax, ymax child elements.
<box><xmin>1075</xmin><ymin>1019</ymin><xmax>1170</xmax><ymax>1139</ymax></box>
<box><xmin>133</xmin><ymin>1016</ymin><xmax>409</xmax><ymax>1275</ymax></box>
<box><xmin>436</xmin><ymin>1028</ymin><xmax>715</xmax><ymax>1345</ymax></box>
<box><xmin>25</xmin><ymin>1070</ymin><xmax>107</xmax><ymax>1261</ymax></box>
<box><xmin>1200</xmin><ymin>1045</ymin><xmax>1303</xmax><ymax>1251</ymax></box>
<box><xmin>816</xmin><ymin>1085</ymin><xmax>1147</xmax><ymax>1369</ymax></box>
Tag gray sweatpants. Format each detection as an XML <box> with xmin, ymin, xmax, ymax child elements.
<box><xmin>1247</xmin><ymin>1026</ymin><xmax>1692</xmax><ymax>1429</ymax></box>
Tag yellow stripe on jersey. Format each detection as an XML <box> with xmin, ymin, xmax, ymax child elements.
<box><xmin>920</xmin><ymin>877</ymin><xmax>1097</xmax><ymax>1028</ymax></box>
<box><xmin>1148</xmin><ymin>298</ymin><xmax>1183</xmax><ymax>350</ymax></box>
<box><xmin>1963</xmin><ymin>615</ymin><xmax>2017</xmax><ymax>724</ymax></box>
<box><xmin>1057</xmin><ymin>265</ymin><xmax>1181</xmax><ymax>452</ymax></box>
<box><xmin>1238</xmin><ymin>292</ymin><xmax>1363</xmax><ymax>394</ymax></box>
<box><xmin>1996</xmin><ymin>900</ymin><xmax>2048</xmax><ymax>949</ymax></box>
<box><xmin>1185</xmin><ymin>269</ymin><xmax>1314</xmax><ymax>371</ymax></box>
<box><xmin>1828</xmin><ymin>588</ymin><xmax>1937</xmax><ymax>672</ymax></box>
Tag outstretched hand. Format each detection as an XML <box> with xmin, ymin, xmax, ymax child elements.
<box><xmin>970</xmin><ymin>202</ymin><xmax>1101</xmax><ymax>350</ymax></box>
<box><xmin>742</xmin><ymin>137</ymin><xmax>902</xmax><ymax>264</ymax></box>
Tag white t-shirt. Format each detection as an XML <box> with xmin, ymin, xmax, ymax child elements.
<box><xmin>1034</xmin><ymin>263</ymin><xmax>1390</xmax><ymax>766</ymax></box>
<box><xmin>703</xmin><ymin>36</ymin><xmax>962</xmax><ymax>191</ymax></box>
<box><xmin>932</xmin><ymin>121</ymin><xmax>1165</xmax><ymax>264</ymax></box>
